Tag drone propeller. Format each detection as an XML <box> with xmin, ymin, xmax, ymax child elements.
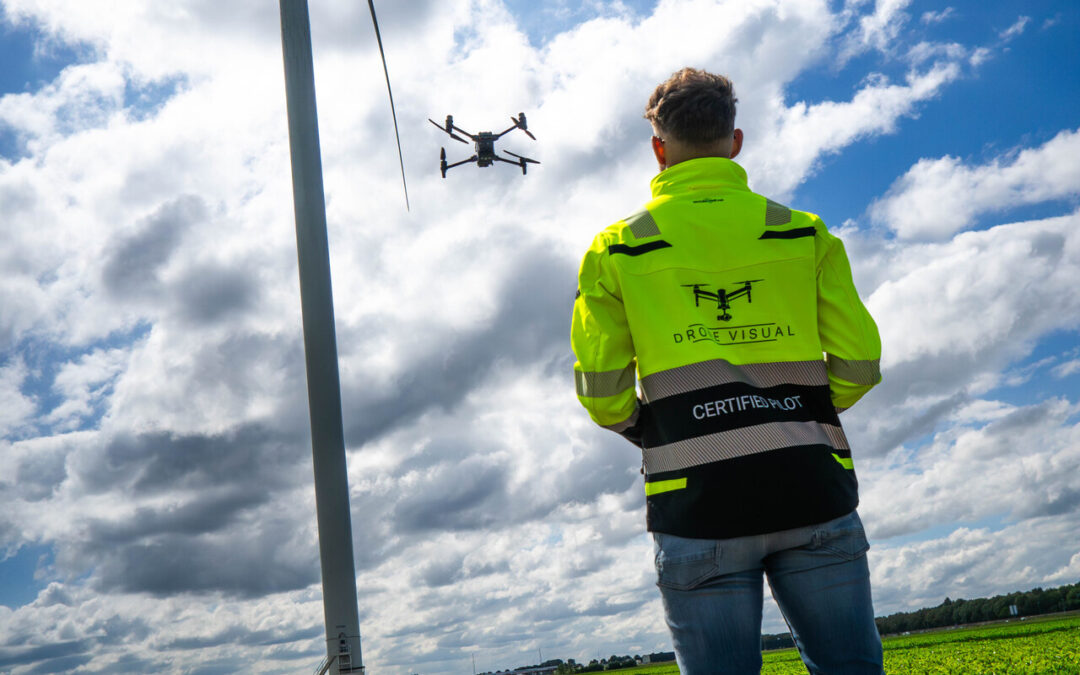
<box><xmin>428</xmin><ymin>118</ymin><xmax>468</xmax><ymax>143</ymax></box>
<box><xmin>511</xmin><ymin>114</ymin><xmax>536</xmax><ymax>140</ymax></box>
<box><xmin>440</xmin><ymin>147</ymin><xmax>448</xmax><ymax>178</ymax></box>
<box><xmin>503</xmin><ymin>149</ymin><xmax>539</xmax><ymax>175</ymax></box>
<box><xmin>503</xmin><ymin>149</ymin><xmax>539</xmax><ymax>164</ymax></box>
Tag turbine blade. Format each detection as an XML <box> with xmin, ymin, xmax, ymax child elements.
<box><xmin>368</xmin><ymin>0</ymin><xmax>409</xmax><ymax>211</ymax></box>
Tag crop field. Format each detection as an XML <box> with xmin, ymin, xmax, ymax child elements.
<box><xmin>605</xmin><ymin>613</ymin><xmax>1080</xmax><ymax>674</ymax></box>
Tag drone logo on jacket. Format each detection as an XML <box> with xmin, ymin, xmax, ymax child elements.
<box><xmin>674</xmin><ymin>278</ymin><xmax>795</xmax><ymax>346</ymax></box>
<box><xmin>682</xmin><ymin>279</ymin><xmax>761</xmax><ymax>321</ymax></box>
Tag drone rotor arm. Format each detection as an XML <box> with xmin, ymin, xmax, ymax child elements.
<box><xmin>443</xmin><ymin>155</ymin><xmax>479</xmax><ymax>171</ymax></box>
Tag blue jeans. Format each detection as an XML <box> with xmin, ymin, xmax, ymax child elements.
<box><xmin>653</xmin><ymin>510</ymin><xmax>884</xmax><ymax>674</ymax></box>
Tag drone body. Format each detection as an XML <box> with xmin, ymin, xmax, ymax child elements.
<box><xmin>429</xmin><ymin>113</ymin><xmax>540</xmax><ymax>177</ymax></box>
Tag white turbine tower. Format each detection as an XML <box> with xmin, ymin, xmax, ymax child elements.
<box><xmin>279</xmin><ymin>1</ymin><xmax>364</xmax><ymax>671</ymax></box>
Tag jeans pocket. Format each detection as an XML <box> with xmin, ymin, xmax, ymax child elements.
<box><xmin>654</xmin><ymin>532</ymin><xmax>721</xmax><ymax>591</ymax></box>
<box><xmin>813</xmin><ymin>511</ymin><xmax>870</xmax><ymax>560</ymax></box>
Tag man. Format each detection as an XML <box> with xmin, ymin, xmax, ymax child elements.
<box><xmin>571</xmin><ymin>68</ymin><xmax>885</xmax><ymax>674</ymax></box>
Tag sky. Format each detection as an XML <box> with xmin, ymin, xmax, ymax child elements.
<box><xmin>0</xmin><ymin>0</ymin><xmax>1078</xmax><ymax>673</ymax></box>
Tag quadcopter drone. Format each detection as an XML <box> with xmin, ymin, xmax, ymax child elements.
<box><xmin>428</xmin><ymin>112</ymin><xmax>540</xmax><ymax>177</ymax></box>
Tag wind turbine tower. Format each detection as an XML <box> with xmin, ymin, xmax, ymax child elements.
<box><xmin>278</xmin><ymin>0</ymin><xmax>364</xmax><ymax>671</ymax></box>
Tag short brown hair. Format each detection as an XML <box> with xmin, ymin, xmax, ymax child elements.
<box><xmin>644</xmin><ymin>68</ymin><xmax>737</xmax><ymax>145</ymax></box>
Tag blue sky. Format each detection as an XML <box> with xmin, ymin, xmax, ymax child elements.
<box><xmin>1</xmin><ymin>1</ymin><xmax>1079</xmax><ymax>673</ymax></box>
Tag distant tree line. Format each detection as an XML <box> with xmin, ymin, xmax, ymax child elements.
<box><xmin>481</xmin><ymin>652</ymin><xmax>677</xmax><ymax>674</ymax></box>
<box><xmin>874</xmin><ymin>581</ymin><xmax>1080</xmax><ymax>635</ymax></box>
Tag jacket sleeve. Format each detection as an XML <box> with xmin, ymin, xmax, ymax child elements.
<box><xmin>571</xmin><ymin>235</ymin><xmax>639</xmax><ymax>431</ymax></box>
<box><xmin>816</xmin><ymin>227</ymin><xmax>882</xmax><ymax>411</ymax></box>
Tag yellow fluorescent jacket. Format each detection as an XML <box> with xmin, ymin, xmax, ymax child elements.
<box><xmin>571</xmin><ymin>158</ymin><xmax>882</xmax><ymax>538</ymax></box>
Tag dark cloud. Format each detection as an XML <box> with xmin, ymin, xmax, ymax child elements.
<box><xmin>102</xmin><ymin>195</ymin><xmax>206</xmax><ymax>297</ymax></box>
<box><xmin>92</xmin><ymin>615</ymin><xmax>153</xmax><ymax>646</ymax></box>
<box><xmin>14</xmin><ymin>443</ymin><xmax>69</xmax><ymax>501</ymax></box>
<box><xmin>858</xmin><ymin>389</ymin><xmax>969</xmax><ymax>456</ymax></box>
<box><xmin>0</xmin><ymin>640</ymin><xmax>93</xmax><ymax>670</ymax></box>
<box><xmin>986</xmin><ymin>399</ymin><xmax>1055</xmax><ymax>434</ymax></box>
<box><xmin>90</xmin><ymin>652</ymin><xmax>165</xmax><ymax>674</ymax></box>
<box><xmin>53</xmin><ymin>424</ymin><xmax>321</xmax><ymax>595</ymax></box>
<box><xmin>175</xmin><ymin>263</ymin><xmax>259</xmax><ymax>325</ymax></box>
<box><xmin>416</xmin><ymin>554</ymin><xmax>466</xmax><ymax>587</ymax></box>
<box><xmin>395</xmin><ymin>459</ymin><xmax>508</xmax><ymax>533</ymax></box>
<box><xmin>164</xmin><ymin>623</ymin><xmax>321</xmax><ymax>651</ymax></box>
<box><xmin>86</xmin><ymin>487</ymin><xmax>270</xmax><ymax>545</ymax></box>
<box><xmin>1030</xmin><ymin>230</ymin><xmax>1066</xmax><ymax>262</ymax></box>
<box><xmin>25</xmin><ymin>653</ymin><xmax>94</xmax><ymax>674</ymax></box>
<box><xmin>90</xmin><ymin>526</ymin><xmax>318</xmax><ymax>597</ymax></box>
<box><xmin>529</xmin><ymin>597</ymin><xmax>647</xmax><ymax>623</ymax></box>
<box><xmin>77</xmin><ymin>424</ymin><xmax>305</xmax><ymax>495</ymax></box>
<box><xmin>340</xmin><ymin>243</ymin><xmax>576</xmax><ymax>446</ymax></box>
<box><xmin>1020</xmin><ymin>486</ymin><xmax>1080</xmax><ymax>518</ymax></box>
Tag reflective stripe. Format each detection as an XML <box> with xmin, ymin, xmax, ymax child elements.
<box><xmin>603</xmin><ymin>407</ymin><xmax>639</xmax><ymax>433</ymax></box>
<box><xmin>826</xmin><ymin>354</ymin><xmax>880</xmax><ymax>386</ymax></box>
<box><xmin>625</xmin><ymin>208</ymin><xmax>661</xmax><ymax>238</ymax></box>
<box><xmin>643</xmin><ymin>421</ymin><xmax>849</xmax><ymax>474</ymax></box>
<box><xmin>640</xmin><ymin>359</ymin><xmax>828</xmax><ymax>403</ymax></box>
<box><xmin>831</xmin><ymin>453</ymin><xmax>854</xmax><ymax>470</ymax></box>
<box><xmin>644</xmin><ymin>477</ymin><xmax>687</xmax><ymax>496</ymax></box>
<box><xmin>765</xmin><ymin>199</ymin><xmax>791</xmax><ymax>227</ymax></box>
<box><xmin>575</xmin><ymin>364</ymin><xmax>636</xmax><ymax>398</ymax></box>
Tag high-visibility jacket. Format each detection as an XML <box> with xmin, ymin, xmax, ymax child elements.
<box><xmin>571</xmin><ymin>157</ymin><xmax>881</xmax><ymax>539</ymax></box>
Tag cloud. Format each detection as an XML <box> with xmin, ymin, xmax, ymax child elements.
<box><xmin>41</xmin><ymin>347</ymin><xmax>128</xmax><ymax>431</ymax></box>
<box><xmin>871</xmin><ymin>512</ymin><xmax>1080</xmax><ymax>612</ymax></box>
<box><xmin>999</xmin><ymin>15</ymin><xmax>1030</xmax><ymax>40</ymax></box>
<box><xmin>920</xmin><ymin>8</ymin><xmax>955</xmax><ymax>25</ymax></box>
<box><xmin>859</xmin><ymin>397</ymin><xmax>1080</xmax><ymax>539</ymax></box>
<box><xmin>1053</xmin><ymin>360</ymin><xmax>1080</xmax><ymax>379</ymax></box>
<box><xmin>0</xmin><ymin>358</ymin><xmax>35</xmax><ymax>437</ymax></box>
<box><xmin>869</xmin><ymin>128</ymin><xmax>1080</xmax><ymax>240</ymax></box>
<box><xmin>756</xmin><ymin>61</ymin><xmax>961</xmax><ymax>198</ymax></box>
<box><xmin>829</xmin><ymin>209</ymin><xmax>1080</xmax><ymax>463</ymax></box>
<box><xmin>840</xmin><ymin>0</ymin><xmax>913</xmax><ymax>59</ymax></box>
<box><xmin>101</xmin><ymin>196</ymin><xmax>205</xmax><ymax>299</ymax></box>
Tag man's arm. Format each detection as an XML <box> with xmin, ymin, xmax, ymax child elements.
<box><xmin>816</xmin><ymin>228</ymin><xmax>882</xmax><ymax>412</ymax></box>
<box><xmin>571</xmin><ymin>237</ymin><xmax>640</xmax><ymax>440</ymax></box>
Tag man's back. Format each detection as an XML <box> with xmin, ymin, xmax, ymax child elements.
<box><xmin>573</xmin><ymin>156</ymin><xmax>880</xmax><ymax>539</ymax></box>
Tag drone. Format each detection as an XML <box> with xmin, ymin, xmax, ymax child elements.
<box><xmin>683</xmin><ymin>280</ymin><xmax>763</xmax><ymax>321</ymax></box>
<box><xmin>428</xmin><ymin>113</ymin><xmax>540</xmax><ymax>177</ymax></box>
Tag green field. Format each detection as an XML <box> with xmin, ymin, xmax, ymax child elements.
<box><xmin>603</xmin><ymin>613</ymin><xmax>1080</xmax><ymax>674</ymax></box>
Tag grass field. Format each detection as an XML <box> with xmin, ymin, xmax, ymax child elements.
<box><xmin>601</xmin><ymin>613</ymin><xmax>1080</xmax><ymax>674</ymax></box>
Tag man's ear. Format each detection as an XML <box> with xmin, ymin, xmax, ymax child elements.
<box><xmin>652</xmin><ymin>135</ymin><xmax>666</xmax><ymax>169</ymax></box>
<box><xmin>729</xmin><ymin>128</ymin><xmax>744</xmax><ymax>159</ymax></box>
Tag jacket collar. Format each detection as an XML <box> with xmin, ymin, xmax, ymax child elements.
<box><xmin>650</xmin><ymin>157</ymin><xmax>750</xmax><ymax>199</ymax></box>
